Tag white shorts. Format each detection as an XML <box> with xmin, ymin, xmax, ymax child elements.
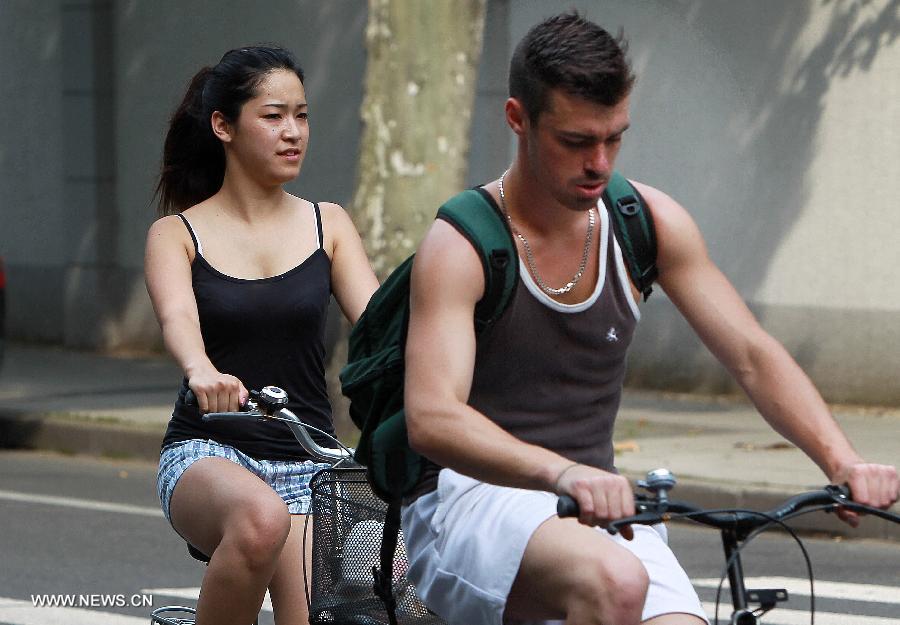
<box><xmin>401</xmin><ymin>469</ymin><xmax>708</xmax><ymax>625</ymax></box>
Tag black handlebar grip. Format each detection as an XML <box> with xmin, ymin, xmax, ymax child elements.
<box><xmin>186</xmin><ymin>388</ymin><xmax>254</xmax><ymax>419</ymax></box>
<box><xmin>557</xmin><ymin>495</ymin><xmax>580</xmax><ymax>517</ymax></box>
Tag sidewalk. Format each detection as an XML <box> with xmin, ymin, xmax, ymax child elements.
<box><xmin>1</xmin><ymin>342</ymin><xmax>898</xmax><ymax>541</ymax></box>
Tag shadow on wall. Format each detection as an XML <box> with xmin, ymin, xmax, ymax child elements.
<box><xmin>626</xmin><ymin>0</ymin><xmax>899</xmax><ymax>396</ymax></box>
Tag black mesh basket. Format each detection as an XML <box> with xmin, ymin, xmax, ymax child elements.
<box><xmin>308</xmin><ymin>467</ymin><xmax>446</xmax><ymax>625</ymax></box>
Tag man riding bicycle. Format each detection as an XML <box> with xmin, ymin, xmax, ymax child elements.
<box><xmin>400</xmin><ymin>12</ymin><xmax>899</xmax><ymax>625</ymax></box>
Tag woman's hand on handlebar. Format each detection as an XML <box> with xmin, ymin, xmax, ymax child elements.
<box><xmin>555</xmin><ymin>464</ymin><xmax>636</xmax><ymax>540</ymax></box>
<box><xmin>188</xmin><ymin>370</ymin><xmax>249</xmax><ymax>414</ymax></box>
<box><xmin>831</xmin><ymin>462</ymin><xmax>900</xmax><ymax>527</ymax></box>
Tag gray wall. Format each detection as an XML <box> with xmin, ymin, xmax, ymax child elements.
<box><xmin>2</xmin><ymin>0</ymin><xmax>367</xmax><ymax>350</ymax></box>
<box><xmin>2</xmin><ymin>1</ymin><xmax>67</xmax><ymax>341</ymax></box>
<box><xmin>2</xmin><ymin>0</ymin><xmax>899</xmax><ymax>404</ymax></box>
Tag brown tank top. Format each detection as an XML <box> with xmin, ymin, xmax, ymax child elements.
<box><xmin>407</xmin><ymin>196</ymin><xmax>641</xmax><ymax>501</ymax></box>
<box><xmin>468</xmin><ymin>199</ymin><xmax>639</xmax><ymax>471</ymax></box>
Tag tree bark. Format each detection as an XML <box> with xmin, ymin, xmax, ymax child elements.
<box><xmin>329</xmin><ymin>0</ymin><xmax>487</xmax><ymax>438</ymax></box>
<box><xmin>353</xmin><ymin>0</ymin><xmax>487</xmax><ymax>276</ymax></box>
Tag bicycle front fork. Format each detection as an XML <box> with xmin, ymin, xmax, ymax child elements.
<box><xmin>721</xmin><ymin>529</ymin><xmax>788</xmax><ymax>625</ymax></box>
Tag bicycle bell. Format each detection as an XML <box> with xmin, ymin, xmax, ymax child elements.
<box><xmin>638</xmin><ymin>468</ymin><xmax>677</xmax><ymax>502</ymax></box>
<box><xmin>258</xmin><ymin>386</ymin><xmax>289</xmax><ymax>414</ymax></box>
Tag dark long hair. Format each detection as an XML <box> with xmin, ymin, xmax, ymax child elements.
<box><xmin>509</xmin><ymin>12</ymin><xmax>635</xmax><ymax>122</ymax></box>
<box><xmin>155</xmin><ymin>46</ymin><xmax>304</xmax><ymax>216</ymax></box>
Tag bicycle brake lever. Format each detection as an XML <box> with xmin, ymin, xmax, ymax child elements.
<box><xmin>825</xmin><ymin>484</ymin><xmax>850</xmax><ymax>501</ymax></box>
<box><xmin>823</xmin><ymin>485</ymin><xmax>900</xmax><ymax>525</ymax></box>
<box><xmin>607</xmin><ymin>511</ymin><xmax>668</xmax><ymax>535</ymax></box>
<box><xmin>201</xmin><ymin>410</ymin><xmax>265</xmax><ymax>422</ymax></box>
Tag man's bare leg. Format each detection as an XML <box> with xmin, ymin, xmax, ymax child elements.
<box><xmin>505</xmin><ymin>516</ymin><xmax>649</xmax><ymax>625</ymax></box>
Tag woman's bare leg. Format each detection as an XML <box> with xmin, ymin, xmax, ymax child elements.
<box><xmin>268</xmin><ymin>514</ymin><xmax>313</xmax><ymax>625</ymax></box>
<box><xmin>169</xmin><ymin>457</ymin><xmax>292</xmax><ymax>625</ymax></box>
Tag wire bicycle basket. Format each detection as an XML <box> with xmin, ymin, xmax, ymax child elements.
<box><xmin>308</xmin><ymin>467</ymin><xmax>445</xmax><ymax>625</ymax></box>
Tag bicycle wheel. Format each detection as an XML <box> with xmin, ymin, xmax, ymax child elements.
<box><xmin>150</xmin><ymin>605</ymin><xmax>196</xmax><ymax>625</ymax></box>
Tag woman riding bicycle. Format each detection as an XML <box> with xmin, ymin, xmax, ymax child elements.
<box><xmin>145</xmin><ymin>45</ymin><xmax>378</xmax><ymax>625</ymax></box>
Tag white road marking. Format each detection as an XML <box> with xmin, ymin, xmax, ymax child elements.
<box><xmin>145</xmin><ymin>583</ymin><xmax>900</xmax><ymax>624</ymax></box>
<box><xmin>0</xmin><ymin>597</ymin><xmax>148</xmax><ymax>625</ymax></box>
<box><xmin>700</xmin><ymin>601</ymin><xmax>900</xmax><ymax>624</ymax></box>
<box><xmin>143</xmin><ymin>587</ymin><xmax>273</xmax><ymax>612</ymax></box>
<box><xmin>0</xmin><ymin>489</ymin><xmax>162</xmax><ymax>517</ymax></box>
<box><xmin>694</xmin><ymin>576</ymin><xmax>900</xmax><ymax>604</ymax></box>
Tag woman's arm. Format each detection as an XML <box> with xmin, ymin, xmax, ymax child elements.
<box><xmin>319</xmin><ymin>202</ymin><xmax>379</xmax><ymax>324</ymax></box>
<box><xmin>144</xmin><ymin>215</ymin><xmax>247</xmax><ymax>412</ymax></box>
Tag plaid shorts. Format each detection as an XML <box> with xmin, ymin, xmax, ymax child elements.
<box><xmin>157</xmin><ymin>438</ymin><xmax>329</xmax><ymax>522</ymax></box>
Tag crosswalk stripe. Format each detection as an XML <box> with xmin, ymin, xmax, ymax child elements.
<box><xmin>700</xmin><ymin>601</ymin><xmax>900</xmax><ymax>624</ymax></box>
<box><xmin>1</xmin><ymin>592</ymin><xmax>897</xmax><ymax>625</ymax></box>
<box><xmin>694</xmin><ymin>576</ymin><xmax>900</xmax><ymax>605</ymax></box>
<box><xmin>0</xmin><ymin>489</ymin><xmax>162</xmax><ymax>517</ymax></box>
<box><xmin>142</xmin><ymin>587</ymin><xmax>274</xmax><ymax>612</ymax></box>
<box><xmin>0</xmin><ymin>597</ymin><xmax>148</xmax><ymax>625</ymax></box>
<box><xmin>141</xmin><ymin>578</ymin><xmax>900</xmax><ymax>625</ymax></box>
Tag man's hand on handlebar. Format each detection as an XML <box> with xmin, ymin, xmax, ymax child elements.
<box><xmin>830</xmin><ymin>462</ymin><xmax>900</xmax><ymax>528</ymax></box>
<box><xmin>555</xmin><ymin>464</ymin><xmax>636</xmax><ymax>540</ymax></box>
<box><xmin>187</xmin><ymin>370</ymin><xmax>249</xmax><ymax>414</ymax></box>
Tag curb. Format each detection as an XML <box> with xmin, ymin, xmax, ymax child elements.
<box><xmin>0</xmin><ymin>413</ymin><xmax>163</xmax><ymax>462</ymax></box>
<box><xmin>1</xmin><ymin>413</ymin><xmax>896</xmax><ymax>543</ymax></box>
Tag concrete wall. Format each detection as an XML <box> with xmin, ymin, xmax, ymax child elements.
<box><xmin>1</xmin><ymin>0</ymin><xmax>367</xmax><ymax>350</ymax></box>
<box><xmin>1</xmin><ymin>1</ymin><xmax>67</xmax><ymax>342</ymax></box>
<box><xmin>2</xmin><ymin>0</ymin><xmax>898</xmax><ymax>404</ymax></box>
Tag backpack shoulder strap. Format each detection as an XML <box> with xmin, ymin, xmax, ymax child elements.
<box><xmin>374</xmin><ymin>500</ymin><xmax>402</xmax><ymax>625</ymax></box>
<box><xmin>603</xmin><ymin>172</ymin><xmax>658</xmax><ymax>301</ymax></box>
<box><xmin>436</xmin><ymin>188</ymin><xmax>517</xmax><ymax>330</ymax></box>
<box><xmin>360</xmin><ymin>189</ymin><xmax>517</xmax><ymax>624</ymax></box>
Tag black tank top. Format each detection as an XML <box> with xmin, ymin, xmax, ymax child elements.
<box><xmin>161</xmin><ymin>204</ymin><xmax>334</xmax><ymax>461</ymax></box>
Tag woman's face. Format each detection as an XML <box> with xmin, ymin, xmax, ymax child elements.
<box><xmin>222</xmin><ymin>69</ymin><xmax>309</xmax><ymax>186</ymax></box>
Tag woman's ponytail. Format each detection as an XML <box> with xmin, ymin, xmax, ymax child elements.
<box><xmin>155</xmin><ymin>67</ymin><xmax>225</xmax><ymax>216</ymax></box>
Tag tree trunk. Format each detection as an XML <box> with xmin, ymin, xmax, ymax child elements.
<box><xmin>329</xmin><ymin>0</ymin><xmax>487</xmax><ymax>439</ymax></box>
<box><xmin>353</xmin><ymin>0</ymin><xmax>487</xmax><ymax>275</ymax></box>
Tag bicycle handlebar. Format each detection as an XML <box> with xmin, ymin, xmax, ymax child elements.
<box><xmin>558</xmin><ymin>473</ymin><xmax>900</xmax><ymax>536</ymax></box>
<box><xmin>612</xmin><ymin>487</ymin><xmax>849</xmax><ymax>535</ymax></box>
<box><xmin>186</xmin><ymin>387</ymin><xmax>356</xmax><ymax>465</ymax></box>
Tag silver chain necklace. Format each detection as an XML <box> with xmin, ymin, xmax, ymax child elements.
<box><xmin>498</xmin><ymin>170</ymin><xmax>595</xmax><ymax>296</ymax></box>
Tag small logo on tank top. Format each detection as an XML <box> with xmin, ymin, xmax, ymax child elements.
<box><xmin>605</xmin><ymin>327</ymin><xmax>619</xmax><ymax>342</ymax></box>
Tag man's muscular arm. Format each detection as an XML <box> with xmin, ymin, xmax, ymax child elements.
<box><xmin>404</xmin><ymin>218</ymin><xmax>635</xmax><ymax>529</ymax></box>
<box><xmin>636</xmin><ymin>181</ymin><xmax>899</xmax><ymax>518</ymax></box>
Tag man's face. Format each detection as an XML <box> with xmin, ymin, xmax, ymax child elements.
<box><xmin>521</xmin><ymin>90</ymin><xmax>631</xmax><ymax>212</ymax></box>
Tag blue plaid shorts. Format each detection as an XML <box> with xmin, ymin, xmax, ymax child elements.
<box><xmin>157</xmin><ymin>438</ymin><xmax>329</xmax><ymax>522</ymax></box>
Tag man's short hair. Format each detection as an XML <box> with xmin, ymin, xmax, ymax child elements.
<box><xmin>509</xmin><ymin>12</ymin><xmax>635</xmax><ymax>122</ymax></box>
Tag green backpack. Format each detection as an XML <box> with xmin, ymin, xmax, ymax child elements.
<box><xmin>338</xmin><ymin>171</ymin><xmax>657</xmax><ymax>624</ymax></box>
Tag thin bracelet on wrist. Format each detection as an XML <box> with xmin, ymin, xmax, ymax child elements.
<box><xmin>554</xmin><ymin>462</ymin><xmax>580</xmax><ymax>493</ymax></box>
